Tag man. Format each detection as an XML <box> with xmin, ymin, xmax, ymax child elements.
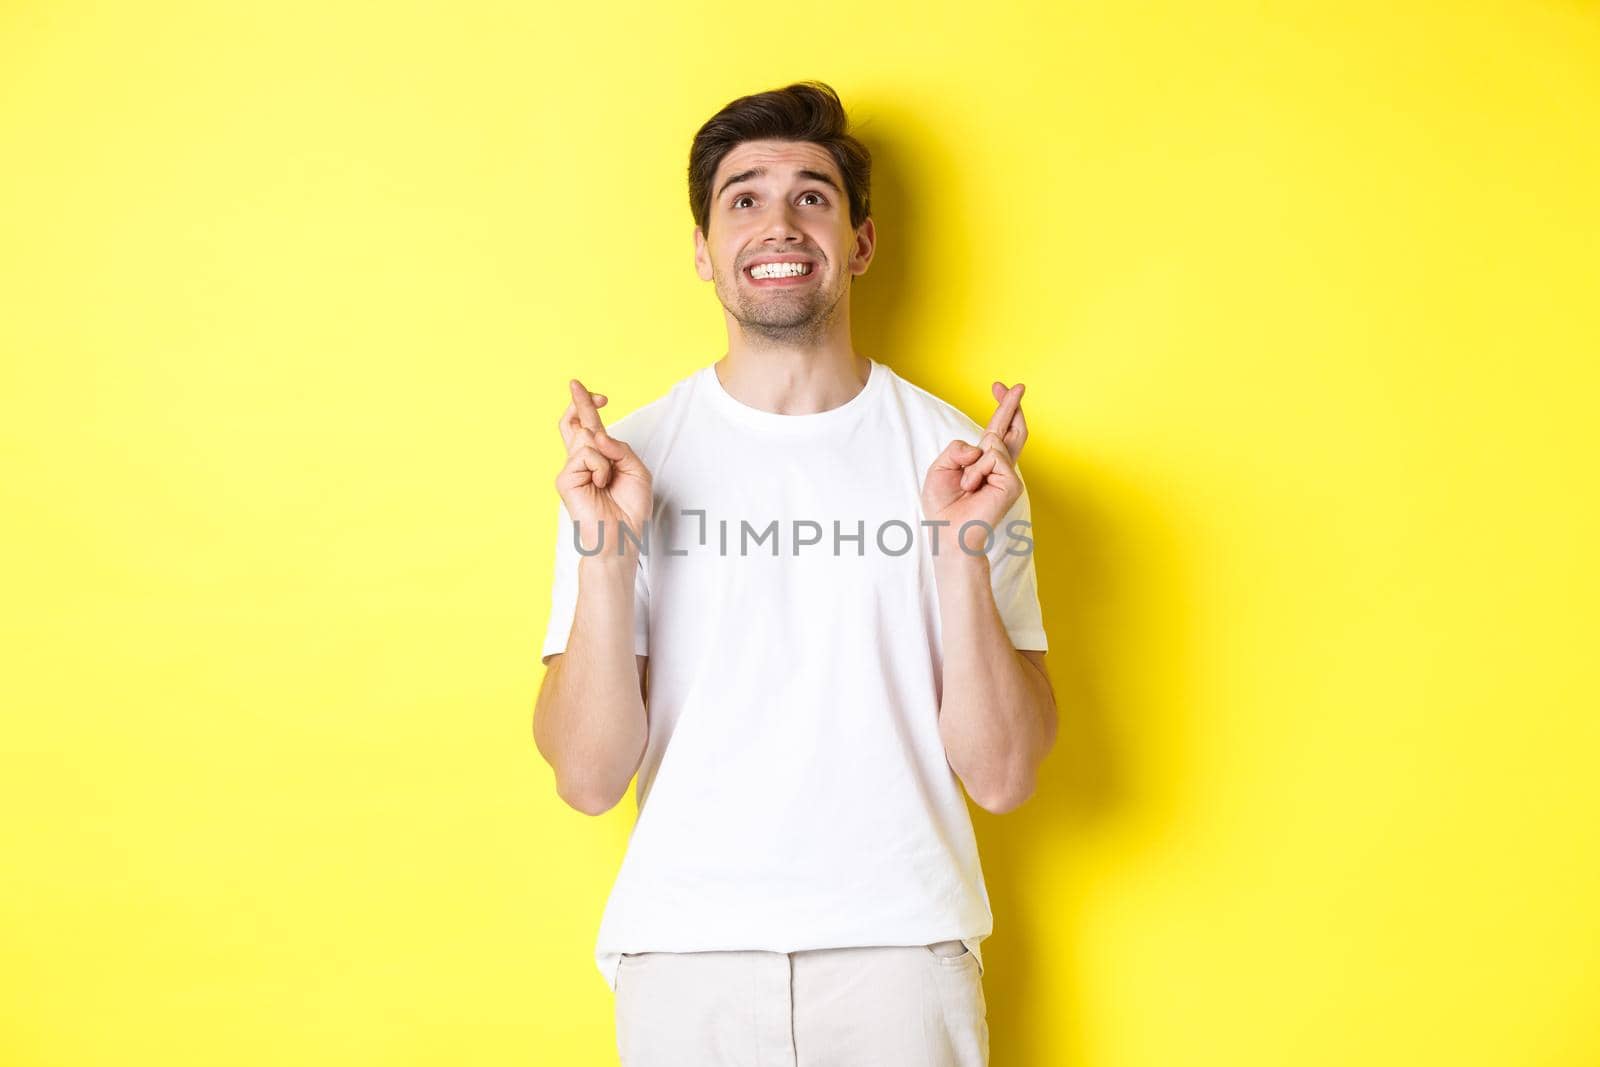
<box><xmin>533</xmin><ymin>81</ymin><xmax>1056</xmax><ymax>1066</ymax></box>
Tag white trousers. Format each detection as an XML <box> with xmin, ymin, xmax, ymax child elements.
<box><xmin>613</xmin><ymin>939</ymin><xmax>988</xmax><ymax>1066</ymax></box>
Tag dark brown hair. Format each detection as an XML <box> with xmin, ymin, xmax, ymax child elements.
<box><xmin>688</xmin><ymin>80</ymin><xmax>872</xmax><ymax>237</ymax></box>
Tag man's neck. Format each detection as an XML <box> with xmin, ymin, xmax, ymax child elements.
<box><xmin>713</xmin><ymin>347</ymin><xmax>872</xmax><ymax>416</ymax></box>
<box><xmin>714</xmin><ymin>338</ymin><xmax>872</xmax><ymax>416</ymax></box>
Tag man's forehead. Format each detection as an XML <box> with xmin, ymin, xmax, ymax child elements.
<box><xmin>713</xmin><ymin>141</ymin><xmax>840</xmax><ymax>185</ymax></box>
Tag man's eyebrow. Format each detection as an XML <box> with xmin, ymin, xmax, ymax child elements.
<box><xmin>716</xmin><ymin>166</ymin><xmax>842</xmax><ymax>202</ymax></box>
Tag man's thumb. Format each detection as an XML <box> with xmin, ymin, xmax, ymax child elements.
<box><xmin>594</xmin><ymin>429</ymin><xmax>638</xmax><ymax>470</ymax></box>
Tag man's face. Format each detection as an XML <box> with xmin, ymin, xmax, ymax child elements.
<box><xmin>694</xmin><ymin>139</ymin><xmax>874</xmax><ymax>344</ymax></box>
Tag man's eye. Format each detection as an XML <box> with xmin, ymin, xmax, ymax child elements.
<box><xmin>730</xmin><ymin>192</ymin><xmax>826</xmax><ymax>209</ymax></box>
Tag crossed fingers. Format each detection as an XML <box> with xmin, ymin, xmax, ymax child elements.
<box><xmin>559</xmin><ymin>378</ymin><xmax>609</xmax><ymax>453</ymax></box>
<box><xmin>986</xmin><ymin>381</ymin><xmax>1028</xmax><ymax>462</ymax></box>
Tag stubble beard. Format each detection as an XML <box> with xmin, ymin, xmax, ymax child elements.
<box><xmin>718</xmin><ymin>261</ymin><xmax>849</xmax><ymax>349</ymax></box>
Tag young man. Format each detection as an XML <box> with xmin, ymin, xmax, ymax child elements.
<box><xmin>533</xmin><ymin>81</ymin><xmax>1056</xmax><ymax>1066</ymax></box>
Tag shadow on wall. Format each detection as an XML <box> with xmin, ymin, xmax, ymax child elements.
<box><xmin>852</xmin><ymin>118</ymin><xmax>1201</xmax><ymax>1067</ymax></box>
<box><xmin>847</xmin><ymin>119</ymin><xmax>974</xmax><ymax>390</ymax></box>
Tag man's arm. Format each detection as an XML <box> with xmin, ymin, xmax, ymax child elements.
<box><xmin>933</xmin><ymin>549</ymin><xmax>1057</xmax><ymax>814</ymax></box>
<box><xmin>924</xmin><ymin>379</ymin><xmax>1054</xmax><ymax>814</ymax></box>
<box><xmin>533</xmin><ymin>378</ymin><xmax>654</xmax><ymax>817</ymax></box>
<box><xmin>533</xmin><ymin>555</ymin><xmax>650</xmax><ymax>816</ymax></box>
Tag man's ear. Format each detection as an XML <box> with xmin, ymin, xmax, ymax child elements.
<box><xmin>693</xmin><ymin>226</ymin><xmax>713</xmax><ymax>281</ymax></box>
<box><xmin>849</xmin><ymin>216</ymin><xmax>876</xmax><ymax>277</ymax></box>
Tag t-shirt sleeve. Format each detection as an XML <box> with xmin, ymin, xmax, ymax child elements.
<box><xmin>985</xmin><ymin>478</ymin><xmax>1049</xmax><ymax>651</ymax></box>
<box><xmin>540</xmin><ymin>499</ymin><xmax>651</xmax><ymax>664</ymax></box>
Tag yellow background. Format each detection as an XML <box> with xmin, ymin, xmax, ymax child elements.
<box><xmin>3</xmin><ymin>1</ymin><xmax>1597</xmax><ymax>1064</ymax></box>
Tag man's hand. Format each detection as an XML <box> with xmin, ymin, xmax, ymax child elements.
<box><xmin>556</xmin><ymin>378</ymin><xmax>654</xmax><ymax>561</ymax></box>
<box><xmin>921</xmin><ymin>381</ymin><xmax>1030</xmax><ymax>555</ymax></box>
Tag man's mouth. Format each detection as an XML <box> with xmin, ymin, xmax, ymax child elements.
<box><xmin>743</xmin><ymin>258</ymin><xmax>817</xmax><ymax>286</ymax></box>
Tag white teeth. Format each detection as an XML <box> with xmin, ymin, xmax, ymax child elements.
<box><xmin>749</xmin><ymin>261</ymin><xmax>811</xmax><ymax>279</ymax></box>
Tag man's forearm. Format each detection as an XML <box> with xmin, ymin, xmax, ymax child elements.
<box><xmin>933</xmin><ymin>551</ymin><xmax>1056</xmax><ymax>813</ymax></box>
<box><xmin>533</xmin><ymin>554</ymin><xmax>647</xmax><ymax>815</ymax></box>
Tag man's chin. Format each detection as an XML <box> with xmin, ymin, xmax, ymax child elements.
<box><xmin>733</xmin><ymin>309</ymin><xmax>830</xmax><ymax>341</ymax></box>
<box><xmin>744</xmin><ymin>315</ymin><xmax>821</xmax><ymax>333</ymax></box>
<box><xmin>736</xmin><ymin>299</ymin><xmax>823</xmax><ymax>329</ymax></box>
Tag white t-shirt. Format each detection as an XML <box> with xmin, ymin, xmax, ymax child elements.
<box><xmin>540</xmin><ymin>358</ymin><xmax>1049</xmax><ymax>992</ymax></box>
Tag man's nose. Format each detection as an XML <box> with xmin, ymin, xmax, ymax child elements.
<box><xmin>758</xmin><ymin>202</ymin><xmax>804</xmax><ymax>242</ymax></box>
